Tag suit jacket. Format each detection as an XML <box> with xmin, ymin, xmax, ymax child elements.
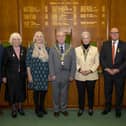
<box><xmin>49</xmin><ymin>43</ymin><xmax>76</xmax><ymax>82</ymax></box>
<box><xmin>0</xmin><ymin>44</ymin><xmax>4</xmax><ymax>84</ymax></box>
<box><xmin>75</xmin><ymin>45</ymin><xmax>99</xmax><ymax>81</ymax></box>
<box><xmin>100</xmin><ymin>40</ymin><xmax>126</xmax><ymax>77</ymax></box>
<box><xmin>2</xmin><ymin>46</ymin><xmax>27</xmax><ymax>78</ymax></box>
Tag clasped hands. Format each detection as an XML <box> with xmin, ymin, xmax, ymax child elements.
<box><xmin>104</xmin><ymin>68</ymin><xmax>120</xmax><ymax>75</ymax></box>
<box><xmin>79</xmin><ymin>69</ymin><xmax>92</xmax><ymax>76</ymax></box>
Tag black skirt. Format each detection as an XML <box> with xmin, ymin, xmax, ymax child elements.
<box><xmin>5</xmin><ymin>72</ymin><xmax>26</xmax><ymax>104</ymax></box>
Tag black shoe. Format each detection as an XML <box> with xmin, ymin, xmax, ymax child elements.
<box><xmin>61</xmin><ymin>111</ymin><xmax>68</xmax><ymax>116</ymax></box>
<box><xmin>43</xmin><ymin>109</ymin><xmax>48</xmax><ymax>115</ymax></box>
<box><xmin>35</xmin><ymin>109</ymin><xmax>42</xmax><ymax>117</ymax></box>
<box><xmin>0</xmin><ymin>110</ymin><xmax>3</xmax><ymax>116</ymax></box>
<box><xmin>11</xmin><ymin>111</ymin><xmax>17</xmax><ymax>118</ymax></box>
<box><xmin>54</xmin><ymin>112</ymin><xmax>60</xmax><ymax>117</ymax></box>
<box><xmin>38</xmin><ymin>111</ymin><xmax>43</xmax><ymax>117</ymax></box>
<box><xmin>18</xmin><ymin>109</ymin><xmax>25</xmax><ymax>116</ymax></box>
<box><xmin>88</xmin><ymin>110</ymin><xmax>94</xmax><ymax>116</ymax></box>
<box><xmin>101</xmin><ymin>109</ymin><xmax>111</xmax><ymax>115</ymax></box>
<box><xmin>35</xmin><ymin>109</ymin><xmax>38</xmax><ymax>114</ymax></box>
<box><xmin>116</xmin><ymin>111</ymin><xmax>121</xmax><ymax>118</ymax></box>
<box><xmin>77</xmin><ymin>110</ymin><xmax>84</xmax><ymax>117</ymax></box>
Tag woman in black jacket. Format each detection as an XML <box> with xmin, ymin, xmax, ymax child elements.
<box><xmin>2</xmin><ymin>33</ymin><xmax>27</xmax><ymax>118</ymax></box>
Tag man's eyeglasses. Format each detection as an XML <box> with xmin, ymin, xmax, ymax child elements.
<box><xmin>110</xmin><ymin>32</ymin><xmax>119</xmax><ymax>34</ymax></box>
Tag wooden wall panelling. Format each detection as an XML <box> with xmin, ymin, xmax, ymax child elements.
<box><xmin>1</xmin><ymin>0</ymin><xmax>126</xmax><ymax>108</ymax></box>
<box><xmin>0</xmin><ymin>0</ymin><xmax>19</xmax><ymax>42</ymax></box>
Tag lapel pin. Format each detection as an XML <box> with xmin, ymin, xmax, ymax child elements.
<box><xmin>117</xmin><ymin>48</ymin><xmax>120</xmax><ymax>53</ymax></box>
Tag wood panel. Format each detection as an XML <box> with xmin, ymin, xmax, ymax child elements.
<box><xmin>0</xmin><ymin>0</ymin><xmax>19</xmax><ymax>42</ymax></box>
<box><xmin>110</xmin><ymin>0</ymin><xmax>126</xmax><ymax>40</ymax></box>
<box><xmin>18</xmin><ymin>0</ymin><xmax>46</xmax><ymax>47</ymax></box>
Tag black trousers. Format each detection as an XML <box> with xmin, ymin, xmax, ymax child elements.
<box><xmin>104</xmin><ymin>75</ymin><xmax>125</xmax><ymax>111</ymax></box>
<box><xmin>33</xmin><ymin>90</ymin><xmax>47</xmax><ymax>111</ymax></box>
<box><xmin>76</xmin><ymin>80</ymin><xmax>96</xmax><ymax>110</ymax></box>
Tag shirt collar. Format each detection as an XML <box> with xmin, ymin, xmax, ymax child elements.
<box><xmin>112</xmin><ymin>40</ymin><xmax>119</xmax><ymax>45</ymax></box>
<box><xmin>59</xmin><ymin>43</ymin><xmax>65</xmax><ymax>48</ymax></box>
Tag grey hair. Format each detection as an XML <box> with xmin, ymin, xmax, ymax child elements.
<box><xmin>81</xmin><ymin>31</ymin><xmax>91</xmax><ymax>39</ymax></box>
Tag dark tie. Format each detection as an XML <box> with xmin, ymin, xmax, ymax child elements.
<box><xmin>60</xmin><ymin>46</ymin><xmax>64</xmax><ymax>54</ymax></box>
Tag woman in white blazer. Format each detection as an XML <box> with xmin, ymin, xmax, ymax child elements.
<box><xmin>75</xmin><ymin>32</ymin><xmax>99</xmax><ymax>116</ymax></box>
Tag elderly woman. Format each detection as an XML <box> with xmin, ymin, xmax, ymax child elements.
<box><xmin>75</xmin><ymin>32</ymin><xmax>99</xmax><ymax>116</ymax></box>
<box><xmin>2</xmin><ymin>33</ymin><xmax>27</xmax><ymax>118</ymax></box>
<box><xmin>26</xmin><ymin>31</ymin><xmax>49</xmax><ymax>117</ymax></box>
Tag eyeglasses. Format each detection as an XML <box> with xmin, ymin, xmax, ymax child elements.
<box><xmin>110</xmin><ymin>32</ymin><xmax>119</xmax><ymax>34</ymax></box>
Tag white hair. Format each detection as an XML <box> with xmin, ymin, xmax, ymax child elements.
<box><xmin>33</xmin><ymin>31</ymin><xmax>46</xmax><ymax>44</ymax></box>
<box><xmin>9</xmin><ymin>32</ymin><xmax>22</xmax><ymax>45</ymax></box>
<box><xmin>81</xmin><ymin>31</ymin><xmax>91</xmax><ymax>39</ymax></box>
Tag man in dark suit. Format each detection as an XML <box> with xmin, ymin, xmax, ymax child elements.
<box><xmin>0</xmin><ymin>41</ymin><xmax>4</xmax><ymax>115</ymax></box>
<box><xmin>100</xmin><ymin>27</ymin><xmax>126</xmax><ymax>118</ymax></box>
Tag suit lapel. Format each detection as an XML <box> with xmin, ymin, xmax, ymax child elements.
<box><xmin>108</xmin><ymin>41</ymin><xmax>113</xmax><ymax>64</ymax></box>
<box><xmin>65</xmin><ymin>43</ymin><xmax>69</xmax><ymax>51</ymax></box>
<box><xmin>20</xmin><ymin>46</ymin><xmax>24</xmax><ymax>61</ymax></box>
<box><xmin>12</xmin><ymin>46</ymin><xmax>22</xmax><ymax>61</ymax></box>
<box><xmin>80</xmin><ymin>45</ymin><xmax>90</xmax><ymax>62</ymax></box>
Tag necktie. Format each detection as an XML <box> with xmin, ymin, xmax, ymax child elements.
<box><xmin>60</xmin><ymin>46</ymin><xmax>64</xmax><ymax>54</ymax></box>
<box><xmin>112</xmin><ymin>42</ymin><xmax>115</xmax><ymax>64</ymax></box>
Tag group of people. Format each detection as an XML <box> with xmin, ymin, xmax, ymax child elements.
<box><xmin>0</xmin><ymin>27</ymin><xmax>126</xmax><ymax>119</ymax></box>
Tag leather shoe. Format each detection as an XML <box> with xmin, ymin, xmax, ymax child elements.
<box><xmin>116</xmin><ymin>111</ymin><xmax>121</xmax><ymax>118</ymax></box>
<box><xmin>35</xmin><ymin>109</ymin><xmax>43</xmax><ymax>117</ymax></box>
<box><xmin>54</xmin><ymin>112</ymin><xmax>60</xmax><ymax>117</ymax></box>
<box><xmin>43</xmin><ymin>109</ymin><xmax>48</xmax><ymax>115</ymax></box>
<box><xmin>0</xmin><ymin>110</ymin><xmax>3</xmax><ymax>115</ymax></box>
<box><xmin>61</xmin><ymin>111</ymin><xmax>68</xmax><ymax>116</ymax></box>
<box><xmin>18</xmin><ymin>109</ymin><xmax>25</xmax><ymax>116</ymax></box>
<box><xmin>101</xmin><ymin>109</ymin><xmax>111</xmax><ymax>115</ymax></box>
<box><xmin>88</xmin><ymin>110</ymin><xmax>94</xmax><ymax>116</ymax></box>
<box><xmin>77</xmin><ymin>110</ymin><xmax>84</xmax><ymax>117</ymax></box>
<box><xmin>36</xmin><ymin>111</ymin><xmax>43</xmax><ymax>117</ymax></box>
<box><xmin>11</xmin><ymin>111</ymin><xmax>17</xmax><ymax>118</ymax></box>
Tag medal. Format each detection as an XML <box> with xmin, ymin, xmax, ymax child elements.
<box><xmin>117</xmin><ymin>48</ymin><xmax>120</xmax><ymax>53</ymax></box>
<box><xmin>60</xmin><ymin>54</ymin><xmax>65</xmax><ymax>65</ymax></box>
<box><xmin>61</xmin><ymin>61</ymin><xmax>64</xmax><ymax>65</ymax></box>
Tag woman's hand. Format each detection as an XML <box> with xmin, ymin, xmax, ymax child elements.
<box><xmin>80</xmin><ymin>70</ymin><xmax>92</xmax><ymax>75</ymax></box>
<box><xmin>51</xmin><ymin>75</ymin><xmax>56</xmax><ymax>81</ymax></box>
<box><xmin>27</xmin><ymin>67</ymin><xmax>33</xmax><ymax>83</ymax></box>
<box><xmin>28</xmin><ymin>74</ymin><xmax>33</xmax><ymax>83</ymax></box>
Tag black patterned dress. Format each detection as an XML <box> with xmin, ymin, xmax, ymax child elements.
<box><xmin>26</xmin><ymin>46</ymin><xmax>49</xmax><ymax>91</ymax></box>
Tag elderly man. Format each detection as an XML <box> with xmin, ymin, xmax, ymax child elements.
<box><xmin>49</xmin><ymin>30</ymin><xmax>76</xmax><ymax>117</ymax></box>
<box><xmin>100</xmin><ymin>27</ymin><xmax>126</xmax><ymax>118</ymax></box>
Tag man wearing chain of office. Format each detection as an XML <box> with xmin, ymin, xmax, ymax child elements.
<box><xmin>49</xmin><ymin>29</ymin><xmax>76</xmax><ymax>117</ymax></box>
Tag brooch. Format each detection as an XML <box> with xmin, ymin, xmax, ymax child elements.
<box><xmin>117</xmin><ymin>48</ymin><xmax>120</xmax><ymax>53</ymax></box>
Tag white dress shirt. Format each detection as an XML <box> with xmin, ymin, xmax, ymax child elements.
<box><xmin>112</xmin><ymin>40</ymin><xmax>119</xmax><ymax>58</ymax></box>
